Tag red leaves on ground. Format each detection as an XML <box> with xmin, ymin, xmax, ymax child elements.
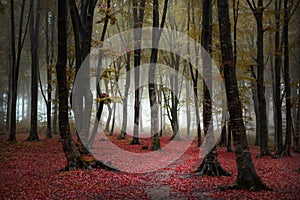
<box><xmin>0</xmin><ymin>133</ymin><xmax>299</xmax><ymax>199</ymax></box>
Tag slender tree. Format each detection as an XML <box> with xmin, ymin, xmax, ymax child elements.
<box><xmin>27</xmin><ymin>0</ymin><xmax>41</xmax><ymax>141</ymax></box>
<box><xmin>273</xmin><ymin>0</ymin><xmax>283</xmax><ymax>155</ymax></box>
<box><xmin>8</xmin><ymin>0</ymin><xmax>31</xmax><ymax>142</ymax></box>
<box><xmin>195</xmin><ymin>0</ymin><xmax>230</xmax><ymax>177</ymax></box>
<box><xmin>148</xmin><ymin>0</ymin><xmax>169</xmax><ymax>150</ymax></box>
<box><xmin>246</xmin><ymin>0</ymin><xmax>272</xmax><ymax>157</ymax></box>
<box><xmin>187</xmin><ymin>3</ymin><xmax>201</xmax><ymax>147</ymax></box>
<box><xmin>282</xmin><ymin>0</ymin><xmax>292</xmax><ymax>156</ymax></box>
<box><xmin>131</xmin><ymin>0</ymin><xmax>146</xmax><ymax>145</ymax></box>
<box><xmin>57</xmin><ymin>0</ymin><xmax>83</xmax><ymax>170</ymax></box>
<box><xmin>217</xmin><ymin>0</ymin><xmax>269</xmax><ymax>190</ymax></box>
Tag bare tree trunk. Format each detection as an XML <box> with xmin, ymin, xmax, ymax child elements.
<box><xmin>195</xmin><ymin>0</ymin><xmax>230</xmax><ymax>177</ymax></box>
<box><xmin>292</xmin><ymin>85</ymin><xmax>299</xmax><ymax>152</ymax></box>
<box><xmin>45</xmin><ymin>11</ymin><xmax>52</xmax><ymax>139</ymax></box>
<box><xmin>57</xmin><ymin>0</ymin><xmax>83</xmax><ymax>171</ymax></box>
<box><xmin>131</xmin><ymin>0</ymin><xmax>146</xmax><ymax>145</ymax></box>
<box><xmin>8</xmin><ymin>0</ymin><xmax>30</xmax><ymax>142</ymax></box>
<box><xmin>187</xmin><ymin>4</ymin><xmax>201</xmax><ymax>146</ymax></box>
<box><xmin>27</xmin><ymin>0</ymin><xmax>41</xmax><ymax>142</ymax></box>
<box><xmin>282</xmin><ymin>0</ymin><xmax>292</xmax><ymax>156</ymax></box>
<box><xmin>274</xmin><ymin>0</ymin><xmax>283</xmax><ymax>155</ymax></box>
<box><xmin>118</xmin><ymin>53</ymin><xmax>131</xmax><ymax>140</ymax></box>
<box><xmin>246</xmin><ymin>0</ymin><xmax>271</xmax><ymax>157</ymax></box>
<box><xmin>218</xmin><ymin>0</ymin><xmax>269</xmax><ymax>190</ymax></box>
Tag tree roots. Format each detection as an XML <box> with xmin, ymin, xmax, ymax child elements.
<box><xmin>219</xmin><ymin>178</ymin><xmax>272</xmax><ymax>191</ymax></box>
<box><xmin>59</xmin><ymin>157</ymin><xmax>119</xmax><ymax>172</ymax></box>
<box><xmin>194</xmin><ymin>160</ymin><xmax>231</xmax><ymax>177</ymax></box>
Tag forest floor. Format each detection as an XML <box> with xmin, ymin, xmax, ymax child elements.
<box><xmin>0</xmin><ymin>133</ymin><xmax>299</xmax><ymax>200</ymax></box>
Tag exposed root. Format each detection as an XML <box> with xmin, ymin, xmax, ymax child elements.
<box><xmin>256</xmin><ymin>151</ymin><xmax>272</xmax><ymax>158</ymax></box>
<box><xmin>60</xmin><ymin>156</ymin><xmax>119</xmax><ymax>172</ymax></box>
<box><xmin>194</xmin><ymin>161</ymin><xmax>231</xmax><ymax>177</ymax></box>
<box><xmin>130</xmin><ymin>137</ymin><xmax>140</xmax><ymax>145</ymax></box>
<box><xmin>117</xmin><ymin>132</ymin><xmax>126</xmax><ymax>140</ymax></box>
<box><xmin>219</xmin><ymin>178</ymin><xmax>272</xmax><ymax>191</ymax></box>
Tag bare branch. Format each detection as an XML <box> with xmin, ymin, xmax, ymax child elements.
<box><xmin>263</xmin><ymin>0</ymin><xmax>274</xmax><ymax>10</ymax></box>
<box><xmin>246</xmin><ymin>0</ymin><xmax>255</xmax><ymax>12</ymax></box>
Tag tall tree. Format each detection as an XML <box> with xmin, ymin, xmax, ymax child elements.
<box><xmin>282</xmin><ymin>0</ymin><xmax>294</xmax><ymax>156</ymax></box>
<box><xmin>69</xmin><ymin>0</ymin><xmax>98</xmax><ymax>147</ymax></box>
<box><xmin>57</xmin><ymin>0</ymin><xmax>83</xmax><ymax>170</ymax></box>
<box><xmin>8</xmin><ymin>0</ymin><xmax>31</xmax><ymax>142</ymax></box>
<box><xmin>148</xmin><ymin>0</ymin><xmax>169</xmax><ymax>150</ymax></box>
<box><xmin>130</xmin><ymin>0</ymin><xmax>146</xmax><ymax>145</ymax></box>
<box><xmin>217</xmin><ymin>0</ymin><xmax>269</xmax><ymax>190</ymax></box>
<box><xmin>195</xmin><ymin>0</ymin><xmax>230</xmax><ymax>176</ymax></box>
<box><xmin>45</xmin><ymin>11</ymin><xmax>55</xmax><ymax>139</ymax></box>
<box><xmin>273</xmin><ymin>0</ymin><xmax>283</xmax><ymax>155</ymax></box>
<box><xmin>117</xmin><ymin>2</ymin><xmax>131</xmax><ymax>140</ymax></box>
<box><xmin>187</xmin><ymin>3</ymin><xmax>201</xmax><ymax>147</ymax></box>
<box><xmin>246</xmin><ymin>0</ymin><xmax>272</xmax><ymax>157</ymax></box>
<box><xmin>27</xmin><ymin>0</ymin><xmax>41</xmax><ymax>141</ymax></box>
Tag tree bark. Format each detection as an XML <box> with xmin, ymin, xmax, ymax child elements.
<box><xmin>118</xmin><ymin>53</ymin><xmax>131</xmax><ymax>140</ymax></box>
<box><xmin>8</xmin><ymin>0</ymin><xmax>30</xmax><ymax>142</ymax></box>
<box><xmin>274</xmin><ymin>0</ymin><xmax>283</xmax><ymax>155</ymax></box>
<box><xmin>246</xmin><ymin>0</ymin><xmax>271</xmax><ymax>157</ymax></box>
<box><xmin>45</xmin><ymin>11</ymin><xmax>52</xmax><ymax>139</ymax></box>
<box><xmin>57</xmin><ymin>0</ymin><xmax>83</xmax><ymax>171</ymax></box>
<box><xmin>195</xmin><ymin>0</ymin><xmax>230</xmax><ymax>177</ymax></box>
<box><xmin>27</xmin><ymin>0</ymin><xmax>41</xmax><ymax>142</ymax></box>
<box><xmin>130</xmin><ymin>0</ymin><xmax>146</xmax><ymax>145</ymax></box>
<box><xmin>218</xmin><ymin>0</ymin><xmax>269</xmax><ymax>190</ymax></box>
<box><xmin>282</xmin><ymin>0</ymin><xmax>292</xmax><ymax>156</ymax></box>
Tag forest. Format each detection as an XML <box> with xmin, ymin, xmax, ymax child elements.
<box><xmin>0</xmin><ymin>0</ymin><xmax>299</xmax><ymax>199</ymax></box>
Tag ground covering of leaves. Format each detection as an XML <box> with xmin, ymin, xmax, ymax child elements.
<box><xmin>0</xmin><ymin>133</ymin><xmax>299</xmax><ymax>199</ymax></box>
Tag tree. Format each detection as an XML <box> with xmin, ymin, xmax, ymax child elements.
<box><xmin>273</xmin><ymin>0</ymin><xmax>283</xmax><ymax>155</ymax></box>
<box><xmin>8</xmin><ymin>0</ymin><xmax>31</xmax><ymax>143</ymax></box>
<box><xmin>148</xmin><ymin>0</ymin><xmax>169</xmax><ymax>150</ymax></box>
<box><xmin>27</xmin><ymin>0</ymin><xmax>41</xmax><ymax>141</ymax></box>
<box><xmin>195</xmin><ymin>0</ymin><xmax>230</xmax><ymax>177</ymax></box>
<box><xmin>56</xmin><ymin>0</ymin><xmax>83</xmax><ymax>170</ymax></box>
<box><xmin>217</xmin><ymin>0</ymin><xmax>269</xmax><ymax>190</ymax></box>
<box><xmin>246</xmin><ymin>0</ymin><xmax>272</xmax><ymax>157</ymax></box>
<box><xmin>117</xmin><ymin>3</ymin><xmax>132</xmax><ymax>140</ymax></box>
<box><xmin>69</xmin><ymin>0</ymin><xmax>98</xmax><ymax>147</ymax></box>
<box><xmin>45</xmin><ymin>10</ymin><xmax>55</xmax><ymax>139</ymax></box>
<box><xmin>187</xmin><ymin>2</ymin><xmax>202</xmax><ymax>147</ymax></box>
<box><xmin>130</xmin><ymin>0</ymin><xmax>146</xmax><ymax>145</ymax></box>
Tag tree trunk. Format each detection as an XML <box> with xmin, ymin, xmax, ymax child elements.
<box><xmin>57</xmin><ymin>0</ymin><xmax>83</xmax><ymax>171</ymax></box>
<box><xmin>295</xmin><ymin>95</ymin><xmax>300</xmax><ymax>152</ymax></box>
<box><xmin>282</xmin><ymin>0</ymin><xmax>292</xmax><ymax>156</ymax></box>
<box><xmin>195</xmin><ymin>0</ymin><xmax>230</xmax><ymax>177</ymax></box>
<box><xmin>52</xmin><ymin>90</ymin><xmax>58</xmax><ymax>134</ymax></box>
<box><xmin>131</xmin><ymin>0</ymin><xmax>146</xmax><ymax>145</ymax></box>
<box><xmin>220</xmin><ymin>90</ymin><xmax>227</xmax><ymax>147</ymax></box>
<box><xmin>218</xmin><ymin>0</ymin><xmax>269</xmax><ymax>190</ymax></box>
<box><xmin>27</xmin><ymin>0</ymin><xmax>41</xmax><ymax>142</ymax></box>
<box><xmin>292</xmin><ymin>85</ymin><xmax>299</xmax><ymax>152</ymax></box>
<box><xmin>118</xmin><ymin>53</ymin><xmax>131</xmax><ymax>140</ymax></box>
<box><xmin>187</xmin><ymin>4</ymin><xmax>201</xmax><ymax>147</ymax></box>
<box><xmin>46</xmin><ymin>11</ymin><xmax>55</xmax><ymax>139</ymax></box>
<box><xmin>8</xmin><ymin>0</ymin><xmax>29</xmax><ymax>143</ymax></box>
<box><xmin>274</xmin><ymin>0</ymin><xmax>283</xmax><ymax>155</ymax></box>
<box><xmin>185</xmin><ymin>67</ymin><xmax>191</xmax><ymax>136</ymax></box>
<box><xmin>251</xmin><ymin>80</ymin><xmax>261</xmax><ymax>146</ymax></box>
<box><xmin>246</xmin><ymin>0</ymin><xmax>271</xmax><ymax>157</ymax></box>
<box><xmin>227</xmin><ymin>120</ymin><xmax>233</xmax><ymax>152</ymax></box>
